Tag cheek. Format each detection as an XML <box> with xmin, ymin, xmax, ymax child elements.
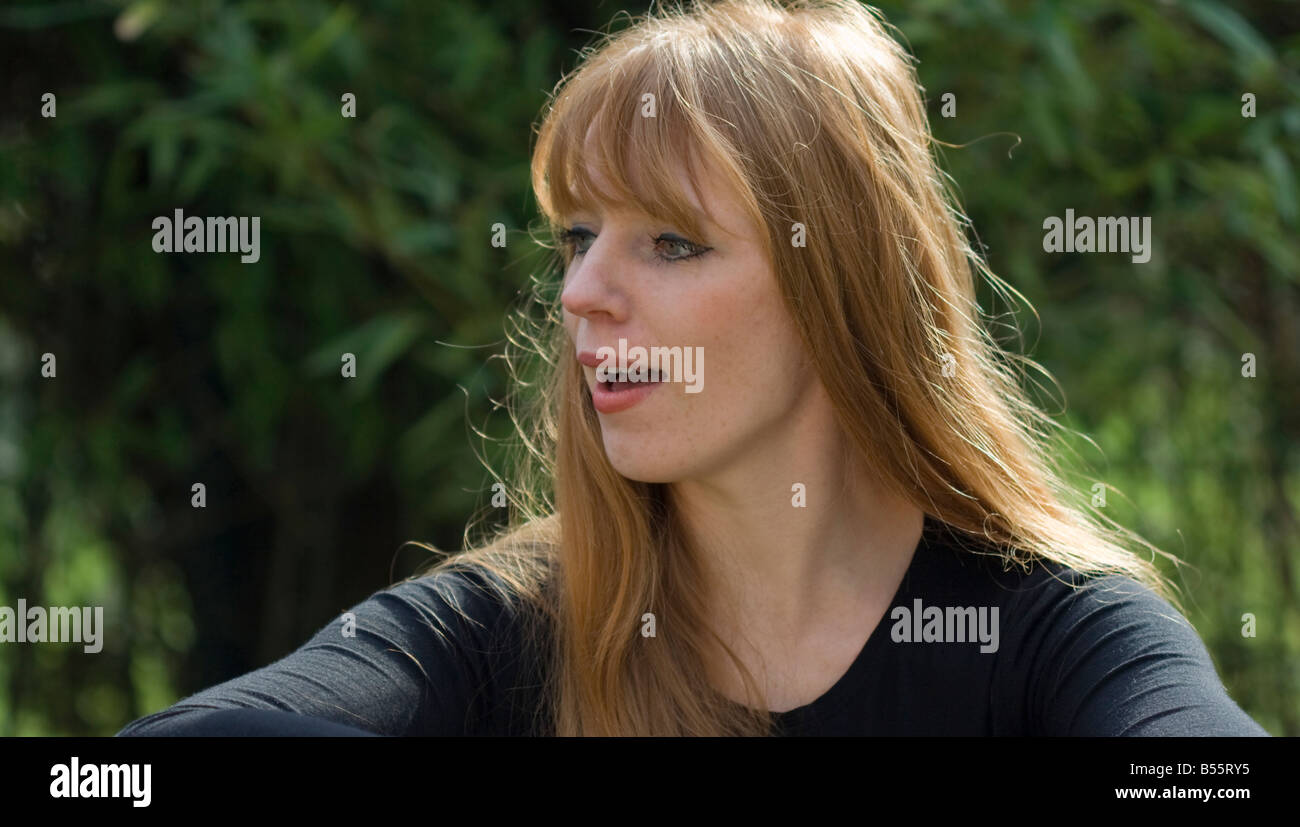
<box><xmin>682</xmin><ymin>276</ymin><xmax>806</xmax><ymax>410</ymax></box>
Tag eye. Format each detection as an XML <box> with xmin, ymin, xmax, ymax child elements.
<box><xmin>651</xmin><ymin>233</ymin><xmax>711</xmax><ymax>263</ymax></box>
<box><xmin>558</xmin><ymin>226</ymin><xmax>596</xmax><ymax>257</ymax></box>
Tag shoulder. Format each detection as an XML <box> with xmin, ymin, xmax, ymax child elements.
<box><xmin>375</xmin><ymin>562</ymin><xmax>544</xmax><ymax>660</ymax></box>
<box><xmin>903</xmin><ymin>525</ymin><xmax>1197</xmax><ymax>676</ymax></box>
<box><xmin>912</xmin><ymin>521</ymin><xmax>1183</xmax><ymax>632</ymax></box>
<box><xmin>385</xmin><ymin>563</ymin><xmax>518</xmax><ymax>620</ymax></box>
<box><xmin>914</xmin><ymin>527</ymin><xmax>1265</xmax><ymax>735</ymax></box>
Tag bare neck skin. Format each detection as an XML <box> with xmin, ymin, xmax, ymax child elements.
<box><xmin>668</xmin><ymin>380</ymin><xmax>925</xmax><ymax>711</ymax></box>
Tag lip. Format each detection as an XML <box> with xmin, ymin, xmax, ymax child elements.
<box><xmin>590</xmin><ymin>377</ymin><xmax>660</xmax><ymax>413</ymax></box>
<box><xmin>578</xmin><ymin>348</ymin><xmax>663</xmax><ymax>414</ymax></box>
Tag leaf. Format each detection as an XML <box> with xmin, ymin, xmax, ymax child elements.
<box><xmin>1184</xmin><ymin>0</ymin><xmax>1273</xmax><ymax>70</ymax></box>
<box><xmin>305</xmin><ymin>310</ymin><xmax>429</xmax><ymax>397</ymax></box>
<box><xmin>1260</xmin><ymin>142</ymin><xmax>1298</xmax><ymax>226</ymax></box>
<box><xmin>114</xmin><ymin>1</ymin><xmax>160</xmax><ymax>42</ymax></box>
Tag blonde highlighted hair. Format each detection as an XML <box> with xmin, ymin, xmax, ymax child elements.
<box><xmin>414</xmin><ymin>0</ymin><xmax>1182</xmax><ymax>736</ymax></box>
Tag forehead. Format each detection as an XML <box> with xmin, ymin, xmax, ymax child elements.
<box><xmin>571</xmin><ymin>121</ymin><xmax>750</xmax><ymax>241</ymax></box>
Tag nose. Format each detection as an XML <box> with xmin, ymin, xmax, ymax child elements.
<box><xmin>560</xmin><ymin>234</ymin><xmax>627</xmax><ymax>322</ymax></box>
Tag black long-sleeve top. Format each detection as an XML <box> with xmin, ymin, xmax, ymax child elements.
<box><xmin>116</xmin><ymin>518</ymin><xmax>1269</xmax><ymax>736</ymax></box>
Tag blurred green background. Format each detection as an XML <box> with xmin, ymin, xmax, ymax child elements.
<box><xmin>0</xmin><ymin>0</ymin><xmax>1296</xmax><ymax>735</ymax></box>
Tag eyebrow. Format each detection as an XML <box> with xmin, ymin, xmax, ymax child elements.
<box><xmin>558</xmin><ymin>203</ymin><xmax>717</xmax><ymax>235</ymax></box>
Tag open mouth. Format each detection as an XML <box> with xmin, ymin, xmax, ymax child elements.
<box><xmin>599</xmin><ymin>370</ymin><xmax>664</xmax><ymax>392</ymax></box>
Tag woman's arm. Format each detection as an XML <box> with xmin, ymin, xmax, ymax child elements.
<box><xmin>1024</xmin><ymin>572</ymin><xmax>1269</xmax><ymax>736</ymax></box>
<box><xmin>116</xmin><ymin>566</ymin><xmax>534</xmax><ymax>736</ymax></box>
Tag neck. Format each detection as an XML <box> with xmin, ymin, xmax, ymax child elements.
<box><xmin>667</xmin><ymin>387</ymin><xmax>924</xmax><ymax>636</ymax></box>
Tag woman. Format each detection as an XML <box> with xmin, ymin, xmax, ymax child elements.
<box><xmin>118</xmin><ymin>0</ymin><xmax>1267</xmax><ymax>736</ymax></box>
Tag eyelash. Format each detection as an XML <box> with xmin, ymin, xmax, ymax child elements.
<box><xmin>558</xmin><ymin>227</ymin><xmax>712</xmax><ymax>264</ymax></box>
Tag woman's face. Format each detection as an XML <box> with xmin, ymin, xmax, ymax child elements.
<box><xmin>560</xmin><ymin>160</ymin><xmax>822</xmax><ymax>484</ymax></box>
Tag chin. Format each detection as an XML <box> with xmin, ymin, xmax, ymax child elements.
<box><xmin>601</xmin><ymin>440</ymin><xmax>685</xmax><ymax>484</ymax></box>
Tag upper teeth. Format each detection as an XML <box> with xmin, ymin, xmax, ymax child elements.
<box><xmin>606</xmin><ymin>372</ymin><xmax>660</xmax><ymax>382</ymax></box>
